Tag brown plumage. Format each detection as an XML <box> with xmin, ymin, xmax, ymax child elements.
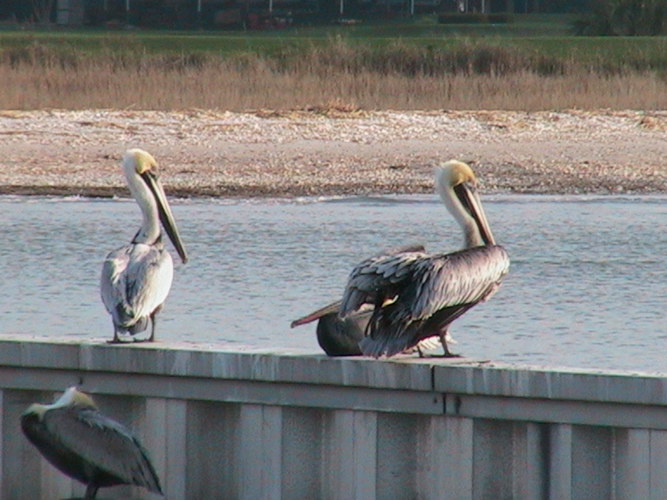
<box><xmin>21</xmin><ymin>387</ymin><xmax>163</xmax><ymax>499</ymax></box>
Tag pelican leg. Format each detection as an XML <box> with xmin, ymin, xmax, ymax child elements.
<box><xmin>147</xmin><ymin>315</ymin><xmax>156</xmax><ymax>342</ymax></box>
<box><xmin>107</xmin><ymin>326</ymin><xmax>123</xmax><ymax>344</ymax></box>
<box><xmin>148</xmin><ymin>304</ymin><xmax>165</xmax><ymax>342</ymax></box>
<box><xmin>85</xmin><ymin>483</ymin><xmax>99</xmax><ymax>499</ymax></box>
<box><xmin>147</xmin><ymin>310</ymin><xmax>159</xmax><ymax>342</ymax></box>
<box><xmin>439</xmin><ymin>330</ymin><xmax>461</xmax><ymax>358</ymax></box>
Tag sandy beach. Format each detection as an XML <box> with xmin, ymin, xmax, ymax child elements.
<box><xmin>0</xmin><ymin>108</ymin><xmax>664</xmax><ymax>197</ymax></box>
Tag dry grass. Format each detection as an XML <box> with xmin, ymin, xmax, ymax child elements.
<box><xmin>1</xmin><ymin>40</ymin><xmax>665</xmax><ymax>110</ymax></box>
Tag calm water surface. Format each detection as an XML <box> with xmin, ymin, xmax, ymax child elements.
<box><xmin>1</xmin><ymin>194</ymin><xmax>665</xmax><ymax>373</ymax></box>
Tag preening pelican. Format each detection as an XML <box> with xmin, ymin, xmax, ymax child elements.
<box><xmin>291</xmin><ymin>299</ymin><xmax>444</xmax><ymax>356</ymax></box>
<box><xmin>339</xmin><ymin>160</ymin><xmax>510</xmax><ymax>358</ymax></box>
<box><xmin>20</xmin><ymin>387</ymin><xmax>163</xmax><ymax>499</ymax></box>
<box><xmin>291</xmin><ymin>299</ymin><xmax>368</xmax><ymax>356</ymax></box>
<box><xmin>101</xmin><ymin>148</ymin><xmax>187</xmax><ymax>343</ymax></box>
<box><xmin>291</xmin><ymin>244</ymin><xmax>444</xmax><ymax>357</ymax></box>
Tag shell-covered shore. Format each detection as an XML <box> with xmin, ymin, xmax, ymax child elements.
<box><xmin>1</xmin><ymin>109</ymin><xmax>664</xmax><ymax>197</ymax></box>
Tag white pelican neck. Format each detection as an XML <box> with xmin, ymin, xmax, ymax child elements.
<box><xmin>123</xmin><ymin>152</ymin><xmax>161</xmax><ymax>245</ymax></box>
<box><xmin>436</xmin><ymin>169</ymin><xmax>483</xmax><ymax>248</ymax></box>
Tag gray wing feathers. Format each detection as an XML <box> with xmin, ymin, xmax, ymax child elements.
<box><xmin>340</xmin><ymin>251</ymin><xmax>426</xmax><ymax>315</ymax></box>
<box><xmin>45</xmin><ymin>407</ymin><xmax>162</xmax><ymax>493</ymax></box>
<box><xmin>101</xmin><ymin>244</ymin><xmax>172</xmax><ymax>330</ymax></box>
<box><xmin>376</xmin><ymin>243</ymin><xmax>426</xmax><ymax>256</ymax></box>
<box><xmin>124</xmin><ymin>251</ymin><xmax>169</xmax><ymax>315</ymax></box>
<box><xmin>410</xmin><ymin>246</ymin><xmax>509</xmax><ymax>321</ymax></box>
<box><xmin>292</xmin><ymin>244</ymin><xmax>426</xmax><ymax>328</ymax></box>
<box><xmin>100</xmin><ymin>248</ymin><xmax>131</xmax><ymax>319</ymax></box>
<box><xmin>342</xmin><ymin>245</ymin><xmax>509</xmax><ymax>346</ymax></box>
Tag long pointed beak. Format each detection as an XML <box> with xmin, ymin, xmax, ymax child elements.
<box><xmin>142</xmin><ymin>172</ymin><xmax>188</xmax><ymax>264</ymax></box>
<box><xmin>455</xmin><ymin>182</ymin><xmax>496</xmax><ymax>246</ymax></box>
<box><xmin>291</xmin><ymin>300</ymin><xmax>342</xmax><ymax>328</ymax></box>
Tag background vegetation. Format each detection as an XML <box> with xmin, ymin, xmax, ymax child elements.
<box><xmin>574</xmin><ymin>0</ymin><xmax>665</xmax><ymax>35</ymax></box>
<box><xmin>0</xmin><ymin>15</ymin><xmax>665</xmax><ymax>110</ymax></box>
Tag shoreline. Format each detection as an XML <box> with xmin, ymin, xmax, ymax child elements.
<box><xmin>2</xmin><ymin>185</ymin><xmax>667</xmax><ymax>199</ymax></box>
<box><xmin>1</xmin><ymin>109</ymin><xmax>665</xmax><ymax>197</ymax></box>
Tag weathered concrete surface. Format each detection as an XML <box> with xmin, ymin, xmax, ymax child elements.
<box><xmin>1</xmin><ymin>336</ymin><xmax>665</xmax><ymax>500</ymax></box>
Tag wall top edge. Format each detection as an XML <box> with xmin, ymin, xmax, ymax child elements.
<box><xmin>0</xmin><ymin>335</ymin><xmax>664</xmax><ymax>405</ymax></box>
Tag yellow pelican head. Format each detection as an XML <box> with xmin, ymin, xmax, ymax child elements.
<box><xmin>435</xmin><ymin>160</ymin><xmax>496</xmax><ymax>247</ymax></box>
<box><xmin>22</xmin><ymin>387</ymin><xmax>97</xmax><ymax>422</ymax></box>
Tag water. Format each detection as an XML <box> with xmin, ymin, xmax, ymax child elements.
<box><xmin>1</xmin><ymin>194</ymin><xmax>665</xmax><ymax>373</ymax></box>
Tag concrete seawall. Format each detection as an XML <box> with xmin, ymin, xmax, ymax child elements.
<box><xmin>1</xmin><ymin>335</ymin><xmax>665</xmax><ymax>499</ymax></box>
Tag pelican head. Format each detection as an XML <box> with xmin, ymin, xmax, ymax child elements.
<box><xmin>123</xmin><ymin>148</ymin><xmax>187</xmax><ymax>264</ymax></box>
<box><xmin>435</xmin><ymin>160</ymin><xmax>496</xmax><ymax>247</ymax></box>
<box><xmin>23</xmin><ymin>387</ymin><xmax>96</xmax><ymax>422</ymax></box>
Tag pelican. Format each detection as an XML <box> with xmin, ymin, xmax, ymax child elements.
<box><xmin>291</xmin><ymin>299</ymin><xmax>369</xmax><ymax>356</ymax></box>
<box><xmin>101</xmin><ymin>148</ymin><xmax>187</xmax><ymax>343</ymax></box>
<box><xmin>291</xmin><ymin>244</ymin><xmax>445</xmax><ymax>357</ymax></box>
<box><xmin>338</xmin><ymin>160</ymin><xmax>510</xmax><ymax>358</ymax></box>
<box><xmin>20</xmin><ymin>387</ymin><xmax>163</xmax><ymax>499</ymax></box>
<box><xmin>291</xmin><ymin>299</ymin><xmax>445</xmax><ymax>356</ymax></box>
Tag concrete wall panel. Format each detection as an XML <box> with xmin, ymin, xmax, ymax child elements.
<box><xmin>0</xmin><ymin>338</ymin><xmax>664</xmax><ymax>500</ymax></box>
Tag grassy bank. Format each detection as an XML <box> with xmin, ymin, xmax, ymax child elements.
<box><xmin>1</xmin><ymin>27</ymin><xmax>665</xmax><ymax>110</ymax></box>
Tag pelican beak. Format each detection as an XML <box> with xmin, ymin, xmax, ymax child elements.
<box><xmin>454</xmin><ymin>182</ymin><xmax>496</xmax><ymax>245</ymax></box>
<box><xmin>141</xmin><ymin>171</ymin><xmax>188</xmax><ymax>264</ymax></box>
<box><xmin>291</xmin><ymin>300</ymin><xmax>342</xmax><ymax>328</ymax></box>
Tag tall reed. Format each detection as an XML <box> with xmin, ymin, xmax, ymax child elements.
<box><xmin>1</xmin><ymin>38</ymin><xmax>664</xmax><ymax>110</ymax></box>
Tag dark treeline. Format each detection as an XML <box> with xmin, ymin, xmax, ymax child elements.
<box><xmin>3</xmin><ymin>0</ymin><xmax>591</xmax><ymax>26</ymax></box>
<box><xmin>0</xmin><ymin>0</ymin><xmax>664</xmax><ymax>35</ymax></box>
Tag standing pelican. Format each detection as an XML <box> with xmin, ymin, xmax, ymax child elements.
<box><xmin>20</xmin><ymin>387</ymin><xmax>163</xmax><ymax>499</ymax></box>
<box><xmin>339</xmin><ymin>160</ymin><xmax>510</xmax><ymax>358</ymax></box>
<box><xmin>101</xmin><ymin>148</ymin><xmax>187</xmax><ymax>343</ymax></box>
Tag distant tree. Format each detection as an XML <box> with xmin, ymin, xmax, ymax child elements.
<box><xmin>31</xmin><ymin>0</ymin><xmax>55</xmax><ymax>23</ymax></box>
<box><xmin>543</xmin><ymin>0</ymin><xmax>591</xmax><ymax>13</ymax></box>
<box><xmin>0</xmin><ymin>0</ymin><xmax>33</xmax><ymax>21</ymax></box>
<box><xmin>575</xmin><ymin>0</ymin><xmax>666</xmax><ymax>35</ymax></box>
<box><xmin>613</xmin><ymin>0</ymin><xmax>666</xmax><ymax>34</ymax></box>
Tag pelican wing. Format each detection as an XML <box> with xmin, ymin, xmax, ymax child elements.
<box><xmin>43</xmin><ymin>406</ymin><xmax>162</xmax><ymax>493</ymax></box>
<box><xmin>101</xmin><ymin>244</ymin><xmax>173</xmax><ymax>329</ymax></box>
<box><xmin>406</xmin><ymin>245</ymin><xmax>510</xmax><ymax>322</ymax></box>
<box><xmin>291</xmin><ymin>243</ymin><xmax>426</xmax><ymax>328</ymax></box>
<box><xmin>376</xmin><ymin>243</ymin><xmax>426</xmax><ymax>256</ymax></box>
<box><xmin>101</xmin><ymin>247</ymin><xmax>130</xmax><ymax>314</ymax></box>
<box><xmin>340</xmin><ymin>250</ymin><xmax>427</xmax><ymax>316</ymax></box>
<box><xmin>344</xmin><ymin>245</ymin><xmax>509</xmax><ymax>356</ymax></box>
